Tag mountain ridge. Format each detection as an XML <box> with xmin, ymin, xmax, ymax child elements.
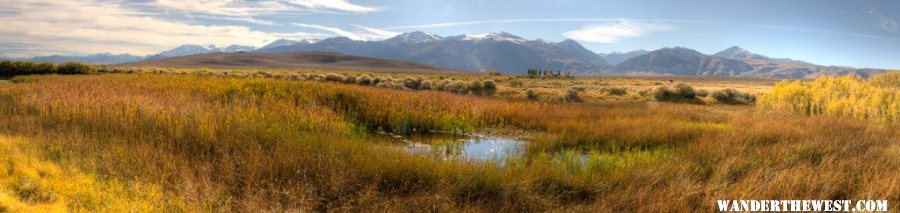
<box><xmin>5</xmin><ymin>31</ymin><xmax>891</xmax><ymax>78</ymax></box>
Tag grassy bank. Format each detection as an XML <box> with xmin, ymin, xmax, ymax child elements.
<box><xmin>0</xmin><ymin>74</ymin><xmax>897</xmax><ymax>212</ymax></box>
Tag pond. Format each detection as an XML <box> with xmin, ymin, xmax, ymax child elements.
<box><xmin>380</xmin><ymin>131</ymin><xmax>526</xmax><ymax>163</ymax></box>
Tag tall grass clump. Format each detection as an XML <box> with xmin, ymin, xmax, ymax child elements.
<box><xmin>601</xmin><ymin>87</ymin><xmax>628</xmax><ymax>96</ymax></box>
<box><xmin>758</xmin><ymin>73</ymin><xmax>900</xmax><ymax>124</ymax></box>
<box><xmin>563</xmin><ymin>88</ymin><xmax>581</xmax><ymax>102</ymax></box>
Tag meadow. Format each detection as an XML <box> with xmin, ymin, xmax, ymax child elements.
<box><xmin>0</xmin><ymin>65</ymin><xmax>898</xmax><ymax>212</ymax></box>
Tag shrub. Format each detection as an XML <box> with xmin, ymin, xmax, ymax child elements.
<box><xmin>324</xmin><ymin>73</ymin><xmax>346</xmax><ymax>82</ymax></box>
<box><xmin>372</xmin><ymin>77</ymin><xmax>383</xmax><ymax>85</ymax></box>
<box><xmin>356</xmin><ymin>75</ymin><xmax>372</xmax><ymax>85</ymax></box>
<box><xmin>711</xmin><ymin>89</ymin><xmax>756</xmax><ymax>105</ymax></box>
<box><xmin>0</xmin><ymin>61</ymin><xmax>14</xmax><ymax>75</ymax></box>
<box><xmin>403</xmin><ymin>77</ymin><xmax>422</xmax><ymax>90</ymax></box>
<box><xmin>564</xmin><ymin>88</ymin><xmax>581</xmax><ymax>102</ymax></box>
<box><xmin>12</xmin><ymin>61</ymin><xmax>38</xmax><ymax>74</ymax></box>
<box><xmin>654</xmin><ymin>83</ymin><xmax>699</xmax><ymax>103</ymax></box>
<box><xmin>344</xmin><ymin>75</ymin><xmax>357</xmax><ymax>83</ymax></box>
<box><xmin>420</xmin><ymin>80</ymin><xmax>434</xmax><ymax>90</ymax></box>
<box><xmin>435</xmin><ymin>80</ymin><xmax>451</xmax><ymax>91</ymax></box>
<box><xmin>449</xmin><ymin>81</ymin><xmax>469</xmax><ymax>94</ymax></box>
<box><xmin>468</xmin><ymin>80</ymin><xmax>483</xmax><ymax>95</ymax></box>
<box><xmin>509</xmin><ymin>79</ymin><xmax>523</xmax><ymax>87</ymax></box>
<box><xmin>697</xmin><ymin>89</ymin><xmax>710</xmax><ymax>97</ymax></box>
<box><xmin>525</xmin><ymin>89</ymin><xmax>539</xmax><ymax>100</ymax></box>
<box><xmin>601</xmin><ymin>87</ymin><xmax>628</xmax><ymax>96</ymax></box>
<box><xmin>488</xmin><ymin>70</ymin><xmax>502</xmax><ymax>76</ymax></box>
<box><xmin>56</xmin><ymin>61</ymin><xmax>96</xmax><ymax>74</ymax></box>
<box><xmin>482</xmin><ymin>80</ymin><xmax>497</xmax><ymax>96</ymax></box>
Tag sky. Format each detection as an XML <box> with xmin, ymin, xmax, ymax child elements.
<box><xmin>0</xmin><ymin>0</ymin><xmax>898</xmax><ymax>69</ymax></box>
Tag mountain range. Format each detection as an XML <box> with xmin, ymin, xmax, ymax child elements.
<box><xmin>256</xmin><ymin>32</ymin><xmax>610</xmax><ymax>75</ymax></box>
<box><xmin>124</xmin><ymin>51</ymin><xmax>467</xmax><ymax>74</ymax></box>
<box><xmin>7</xmin><ymin>53</ymin><xmax>146</xmax><ymax>65</ymax></box>
<box><xmin>600</xmin><ymin>50</ymin><xmax>649</xmax><ymax>65</ymax></box>
<box><xmin>7</xmin><ymin>31</ymin><xmax>891</xmax><ymax>78</ymax></box>
<box><xmin>145</xmin><ymin>44</ymin><xmax>256</xmax><ymax>59</ymax></box>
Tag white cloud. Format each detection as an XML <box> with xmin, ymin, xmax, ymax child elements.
<box><xmin>293</xmin><ymin>23</ymin><xmax>399</xmax><ymax>41</ymax></box>
<box><xmin>562</xmin><ymin>19</ymin><xmax>675</xmax><ymax>43</ymax></box>
<box><xmin>293</xmin><ymin>23</ymin><xmax>367</xmax><ymax>40</ymax></box>
<box><xmin>0</xmin><ymin>0</ymin><xmax>319</xmax><ymax>57</ymax></box>
<box><xmin>287</xmin><ymin>0</ymin><xmax>380</xmax><ymax>13</ymax></box>
<box><xmin>384</xmin><ymin>18</ymin><xmax>620</xmax><ymax>30</ymax></box>
<box><xmin>152</xmin><ymin>0</ymin><xmax>379</xmax><ymax>24</ymax></box>
<box><xmin>354</xmin><ymin>25</ymin><xmax>401</xmax><ymax>38</ymax></box>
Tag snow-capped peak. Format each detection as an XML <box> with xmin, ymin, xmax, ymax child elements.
<box><xmin>452</xmin><ymin>31</ymin><xmax>526</xmax><ymax>43</ymax></box>
<box><xmin>386</xmin><ymin>31</ymin><xmax>443</xmax><ymax>43</ymax></box>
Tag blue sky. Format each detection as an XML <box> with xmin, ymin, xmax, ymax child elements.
<box><xmin>1</xmin><ymin>0</ymin><xmax>898</xmax><ymax>69</ymax></box>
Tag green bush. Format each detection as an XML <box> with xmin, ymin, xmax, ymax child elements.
<box><xmin>482</xmin><ymin>80</ymin><xmax>497</xmax><ymax>96</ymax></box>
<box><xmin>711</xmin><ymin>89</ymin><xmax>756</xmax><ymax>105</ymax></box>
<box><xmin>56</xmin><ymin>61</ymin><xmax>96</xmax><ymax>74</ymax></box>
<box><xmin>564</xmin><ymin>88</ymin><xmax>581</xmax><ymax>102</ymax></box>
<box><xmin>526</xmin><ymin>89</ymin><xmax>539</xmax><ymax>100</ymax></box>
<box><xmin>654</xmin><ymin>83</ymin><xmax>699</xmax><ymax>103</ymax></box>
<box><xmin>35</xmin><ymin>62</ymin><xmax>56</xmax><ymax>74</ymax></box>
<box><xmin>0</xmin><ymin>61</ymin><xmax>13</xmax><ymax>75</ymax></box>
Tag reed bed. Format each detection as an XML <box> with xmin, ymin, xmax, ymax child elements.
<box><xmin>0</xmin><ymin>74</ymin><xmax>897</xmax><ymax>212</ymax></box>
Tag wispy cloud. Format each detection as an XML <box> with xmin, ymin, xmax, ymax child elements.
<box><xmin>287</xmin><ymin>0</ymin><xmax>380</xmax><ymax>13</ymax></box>
<box><xmin>562</xmin><ymin>19</ymin><xmax>675</xmax><ymax>43</ymax></box>
<box><xmin>293</xmin><ymin>23</ymin><xmax>367</xmax><ymax>40</ymax></box>
<box><xmin>384</xmin><ymin>18</ymin><xmax>620</xmax><ymax>30</ymax></box>
<box><xmin>293</xmin><ymin>23</ymin><xmax>399</xmax><ymax>41</ymax></box>
<box><xmin>0</xmin><ymin>0</ymin><xmax>319</xmax><ymax>57</ymax></box>
<box><xmin>152</xmin><ymin>0</ymin><xmax>379</xmax><ymax>25</ymax></box>
<box><xmin>353</xmin><ymin>25</ymin><xmax>401</xmax><ymax>38</ymax></box>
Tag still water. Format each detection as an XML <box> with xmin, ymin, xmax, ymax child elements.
<box><xmin>381</xmin><ymin>132</ymin><xmax>525</xmax><ymax>162</ymax></box>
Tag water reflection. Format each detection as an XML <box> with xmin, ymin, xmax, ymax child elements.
<box><xmin>383</xmin><ymin>132</ymin><xmax>525</xmax><ymax>162</ymax></box>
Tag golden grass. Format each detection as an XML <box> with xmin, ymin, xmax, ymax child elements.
<box><xmin>0</xmin><ymin>74</ymin><xmax>896</xmax><ymax>212</ymax></box>
<box><xmin>759</xmin><ymin>73</ymin><xmax>900</xmax><ymax>124</ymax></box>
<box><xmin>0</xmin><ymin>135</ymin><xmax>178</xmax><ymax>212</ymax></box>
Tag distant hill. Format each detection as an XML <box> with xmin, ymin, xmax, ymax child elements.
<box><xmin>122</xmin><ymin>51</ymin><xmax>470</xmax><ymax>74</ymax></box>
<box><xmin>10</xmin><ymin>53</ymin><xmax>145</xmax><ymax>65</ymax></box>
<box><xmin>7</xmin><ymin>31</ymin><xmax>889</xmax><ymax>78</ymax></box>
<box><xmin>600</xmin><ymin>50</ymin><xmax>648</xmax><ymax>65</ymax></box>
<box><xmin>714</xmin><ymin>46</ymin><xmax>770</xmax><ymax>60</ymax></box>
<box><xmin>145</xmin><ymin>45</ymin><xmax>256</xmax><ymax>60</ymax></box>
<box><xmin>257</xmin><ymin>31</ymin><xmax>610</xmax><ymax>75</ymax></box>
<box><xmin>613</xmin><ymin>47</ymin><xmax>753</xmax><ymax>76</ymax></box>
<box><xmin>615</xmin><ymin>46</ymin><xmax>888</xmax><ymax>78</ymax></box>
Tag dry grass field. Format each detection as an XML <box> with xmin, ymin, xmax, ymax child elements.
<box><xmin>0</xmin><ymin>66</ymin><xmax>897</xmax><ymax>212</ymax></box>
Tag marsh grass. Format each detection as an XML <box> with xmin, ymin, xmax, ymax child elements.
<box><xmin>0</xmin><ymin>74</ymin><xmax>896</xmax><ymax>212</ymax></box>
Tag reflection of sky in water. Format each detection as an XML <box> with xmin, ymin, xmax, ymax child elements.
<box><xmin>400</xmin><ymin>134</ymin><xmax>524</xmax><ymax>163</ymax></box>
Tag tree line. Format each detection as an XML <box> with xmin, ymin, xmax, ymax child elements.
<box><xmin>526</xmin><ymin>69</ymin><xmax>573</xmax><ymax>79</ymax></box>
<box><xmin>0</xmin><ymin>60</ymin><xmax>97</xmax><ymax>76</ymax></box>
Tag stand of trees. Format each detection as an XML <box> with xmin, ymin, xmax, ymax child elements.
<box><xmin>0</xmin><ymin>60</ymin><xmax>97</xmax><ymax>76</ymax></box>
<box><xmin>526</xmin><ymin>69</ymin><xmax>573</xmax><ymax>79</ymax></box>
